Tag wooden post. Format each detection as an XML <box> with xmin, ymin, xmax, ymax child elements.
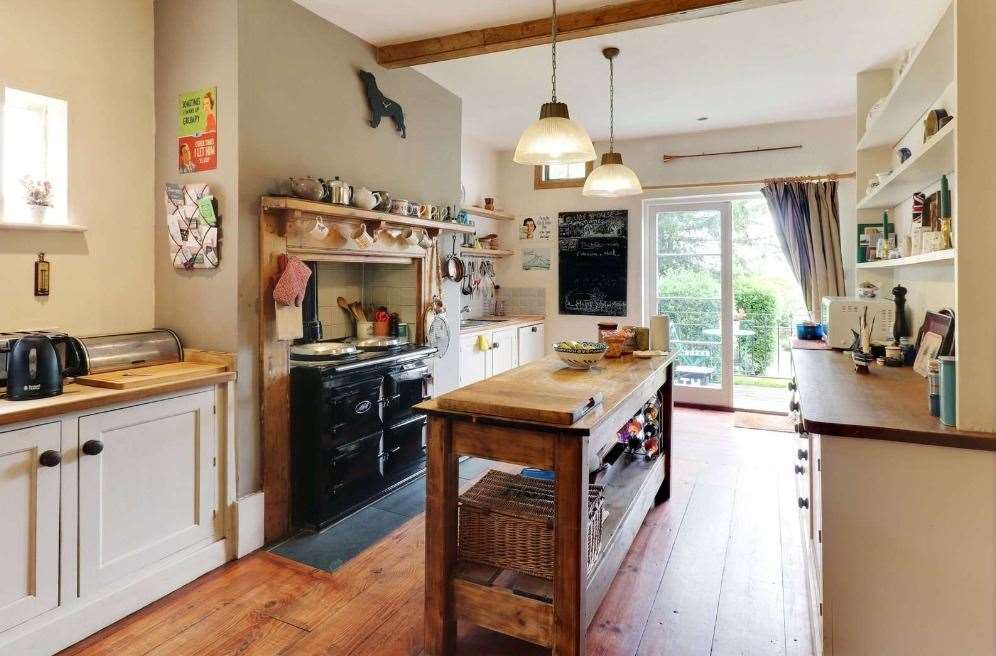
<box><xmin>553</xmin><ymin>433</ymin><xmax>587</xmax><ymax>656</ymax></box>
<box><xmin>424</xmin><ymin>416</ymin><xmax>458</xmax><ymax>655</ymax></box>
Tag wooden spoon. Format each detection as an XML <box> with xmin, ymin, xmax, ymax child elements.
<box><xmin>337</xmin><ymin>296</ymin><xmax>353</xmax><ymax>319</ymax></box>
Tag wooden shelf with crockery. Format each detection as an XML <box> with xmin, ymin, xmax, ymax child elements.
<box><xmin>262</xmin><ymin>195</ymin><xmax>476</xmax><ymax>235</ymax></box>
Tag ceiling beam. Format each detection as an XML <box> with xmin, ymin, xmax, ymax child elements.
<box><xmin>376</xmin><ymin>0</ymin><xmax>794</xmax><ymax>68</ymax></box>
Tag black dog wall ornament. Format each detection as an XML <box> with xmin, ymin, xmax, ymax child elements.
<box><xmin>358</xmin><ymin>70</ymin><xmax>406</xmax><ymax>139</ymax></box>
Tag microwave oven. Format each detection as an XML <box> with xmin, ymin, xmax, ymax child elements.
<box><xmin>821</xmin><ymin>297</ymin><xmax>896</xmax><ymax>349</ymax></box>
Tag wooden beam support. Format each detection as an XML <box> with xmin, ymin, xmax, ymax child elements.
<box><xmin>376</xmin><ymin>0</ymin><xmax>793</xmax><ymax>68</ymax></box>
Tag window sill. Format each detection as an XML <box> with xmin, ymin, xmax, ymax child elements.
<box><xmin>0</xmin><ymin>221</ymin><xmax>87</xmax><ymax>233</ymax></box>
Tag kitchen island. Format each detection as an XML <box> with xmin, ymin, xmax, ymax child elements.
<box><xmin>416</xmin><ymin>352</ymin><xmax>676</xmax><ymax>656</ymax></box>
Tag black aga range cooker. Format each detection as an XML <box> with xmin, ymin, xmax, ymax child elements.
<box><xmin>290</xmin><ymin>340</ymin><xmax>437</xmax><ymax>528</ymax></box>
<box><xmin>289</xmin><ymin>264</ymin><xmax>437</xmax><ymax>528</ymax></box>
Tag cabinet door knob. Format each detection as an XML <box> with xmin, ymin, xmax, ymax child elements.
<box><xmin>39</xmin><ymin>450</ymin><xmax>62</xmax><ymax>467</ymax></box>
<box><xmin>795</xmin><ymin>465</ymin><xmax>805</xmax><ymax>475</ymax></box>
<box><xmin>798</xmin><ymin>497</ymin><xmax>809</xmax><ymax>509</ymax></box>
<box><xmin>788</xmin><ymin>380</ymin><xmax>797</xmax><ymax>391</ymax></box>
<box><xmin>492</xmin><ymin>342</ymin><xmax>499</xmax><ymax>349</ymax></box>
<box><xmin>790</xmin><ymin>400</ymin><xmax>800</xmax><ymax>412</ymax></box>
<box><xmin>797</xmin><ymin>448</ymin><xmax>808</xmax><ymax>461</ymax></box>
<box><xmin>82</xmin><ymin>440</ymin><xmax>104</xmax><ymax>456</ymax></box>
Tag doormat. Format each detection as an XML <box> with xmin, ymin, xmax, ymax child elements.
<box><xmin>733</xmin><ymin>411</ymin><xmax>794</xmax><ymax>433</ymax></box>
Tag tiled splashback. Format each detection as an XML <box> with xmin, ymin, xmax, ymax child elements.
<box><xmin>500</xmin><ymin>287</ymin><xmax>546</xmax><ymax>316</ymax></box>
<box><xmin>316</xmin><ymin>262</ymin><xmax>419</xmax><ymax>339</ymax></box>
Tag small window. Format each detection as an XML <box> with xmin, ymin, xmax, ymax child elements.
<box><xmin>533</xmin><ymin>161</ymin><xmax>594</xmax><ymax>190</ymax></box>
<box><xmin>1</xmin><ymin>87</ymin><xmax>68</xmax><ymax>223</ymax></box>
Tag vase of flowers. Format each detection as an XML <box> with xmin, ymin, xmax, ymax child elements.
<box><xmin>21</xmin><ymin>176</ymin><xmax>54</xmax><ymax>223</ymax></box>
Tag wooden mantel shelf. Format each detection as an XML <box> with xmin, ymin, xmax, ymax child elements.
<box><xmin>261</xmin><ymin>195</ymin><xmax>475</xmax><ymax>235</ymax></box>
<box><xmin>459</xmin><ymin>247</ymin><xmax>514</xmax><ymax>258</ymax></box>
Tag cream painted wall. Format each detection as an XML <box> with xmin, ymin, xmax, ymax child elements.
<box><xmin>492</xmin><ymin>116</ymin><xmax>856</xmax><ymax>347</ymax></box>
<box><xmin>236</xmin><ymin>0</ymin><xmax>463</xmax><ymax>494</ymax></box>
<box><xmin>0</xmin><ymin>1</ymin><xmax>155</xmax><ymax>335</ymax></box>
<box><xmin>154</xmin><ymin>0</ymin><xmax>239</xmax><ymax>352</ymax></box>
<box><xmin>953</xmin><ymin>0</ymin><xmax>996</xmax><ymax>431</ymax></box>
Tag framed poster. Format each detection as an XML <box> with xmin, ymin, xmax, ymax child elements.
<box><xmin>178</xmin><ymin>87</ymin><xmax>217</xmax><ymax>173</ymax></box>
<box><xmin>558</xmin><ymin>210</ymin><xmax>627</xmax><ymax>316</ymax></box>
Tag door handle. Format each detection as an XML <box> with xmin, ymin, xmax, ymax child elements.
<box><xmin>82</xmin><ymin>440</ymin><xmax>104</xmax><ymax>456</ymax></box>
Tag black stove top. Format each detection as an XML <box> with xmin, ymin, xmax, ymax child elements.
<box><xmin>290</xmin><ymin>343</ymin><xmax>437</xmax><ymax>374</ymax></box>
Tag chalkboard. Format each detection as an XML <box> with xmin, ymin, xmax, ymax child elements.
<box><xmin>558</xmin><ymin>210</ymin><xmax>627</xmax><ymax>316</ymax></box>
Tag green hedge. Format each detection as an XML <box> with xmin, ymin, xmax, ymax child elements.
<box><xmin>734</xmin><ymin>281</ymin><xmax>777</xmax><ymax>376</ymax></box>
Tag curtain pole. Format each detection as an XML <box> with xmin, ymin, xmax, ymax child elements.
<box><xmin>641</xmin><ymin>171</ymin><xmax>855</xmax><ymax>191</ymax></box>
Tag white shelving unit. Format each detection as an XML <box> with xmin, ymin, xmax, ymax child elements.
<box><xmin>857</xmin><ymin>120</ymin><xmax>955</xmax><ymax>210</ymax></box>
<box><xmin>855</xmin><ymin>249</ymin><xmax>954</xmax><ymax>269</ymax></box>
<box><xmin>857</xmin><ymin>3</ymin><xmax>954</xmax><ymax>150</ymax></box>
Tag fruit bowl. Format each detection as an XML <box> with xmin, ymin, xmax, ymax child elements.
<box><xmin>553</xmin><ymin>341</ymin><xmax>607</xmax><ymax>369</ymax></box>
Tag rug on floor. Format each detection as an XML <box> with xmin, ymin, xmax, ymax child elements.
<box><xmin>733</xmin><ymin>411</ymin><xmax>794</xmax><ymax>432</ymax></box>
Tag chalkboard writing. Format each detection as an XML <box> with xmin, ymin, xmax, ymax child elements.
<box><xmin>558</xmin><ymin>210</ymin><xmax>627</xmax><ymax>316</ymax></box>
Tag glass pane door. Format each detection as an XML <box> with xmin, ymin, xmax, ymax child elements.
<box><xmin>649</xmin><ymin>202</ymin><xmax>733</xmax><ymax>407</ymax></box>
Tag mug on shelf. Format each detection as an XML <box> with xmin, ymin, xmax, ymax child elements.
<box><xmin>352</xmin><ymin>223</ymin><xmax>375</xmax><ymax>249</ymax></box>
<box><xmin>309</xmin><ymin>216</ymin><xmax>329</xmax><ymax>240</ymax></box>
<box><xmin>390</xmin><ymin>198</ymin><xmax>410</xmax><ymax>216</ymax></box>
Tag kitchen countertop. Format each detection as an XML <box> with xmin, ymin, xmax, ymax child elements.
<box><xmin>417</xmin><ymin>351</ymin><xmax>677</xmax><ymax>434</ymax></box>
<box><xmin>458</xmin><ymin>315</ymin><xmax>544</xmax><ymax>336</ymax></box>
<box><xmin>792</xmin><ymin>347</ymin><xmax>995</xmax><ymax>451</ymax></box>
<box><xmin>0</xmin><ymin>370</ymin><xmax>236</xmax><ymax>428</ymax></box>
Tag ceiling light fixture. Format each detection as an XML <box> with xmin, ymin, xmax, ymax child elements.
<box><xmin>512</xmin><ymin>0</ymin><xmax>595</xmax><ymax>166</ymax></box>
<box><xmin>583</xmin><ymin>47</ymin><xmax>642</xmax><ymax>197</ymax></box>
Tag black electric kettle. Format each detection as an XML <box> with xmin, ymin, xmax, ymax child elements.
<box><xmin>6</xmin><ymin>334</ymin><xmax>66</xmax><ymax>400</ymax></box>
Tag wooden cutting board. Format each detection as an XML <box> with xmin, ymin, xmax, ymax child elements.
<box><xmin>75</xmin><ymin>362</ymin><xmax>227</xmax><ymax>389</ymax></box>
<box><xmin>437</xmin><ymin>380</ymin><xmax>603</xmax><ymax>426</ymax></box>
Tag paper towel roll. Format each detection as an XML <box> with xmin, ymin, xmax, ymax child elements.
<box><xmin>650</xmin><ymin>315</ymin><xmax>670</xmax><ymax>351</ymax></box>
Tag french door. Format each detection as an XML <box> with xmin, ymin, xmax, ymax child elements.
<box><xmin>646</xmin><ymin>200</ymin><xmax>734</xmax><ymax>407</ymax></box>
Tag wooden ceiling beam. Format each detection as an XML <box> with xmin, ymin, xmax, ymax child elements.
<box><xmin>376</xmin><ymin>0</ymin><xmax>793</xmax><ymax>68</ymax></box>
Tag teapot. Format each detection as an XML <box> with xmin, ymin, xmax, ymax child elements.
<box><xmin>287</xmin><ymin>177</ymin><xmax>324</xmax><ymax>201</ymax></box>
<box><xmin>321</xmin><ymin>176</ymin><xmax>352</xmax><ymax>205</ymax></box>
<box><xmin>352</xmin><ymin>187</ymin><xmax>388</xmax><ymax>211</ymax></box>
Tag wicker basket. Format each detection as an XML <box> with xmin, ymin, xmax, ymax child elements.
<box><xmin>458</xmin><ymin>469</ymin><xmax>605</xmax><ymax>580</ymax></box>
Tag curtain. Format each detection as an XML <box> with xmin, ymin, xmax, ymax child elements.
<box><xmin>761</xmin><ymin>180</ymin><xmax>845</xmax><ymax>323</ymax></box>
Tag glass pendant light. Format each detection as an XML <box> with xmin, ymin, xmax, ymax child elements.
<box><xmin>513</xmin><ymin>0</ymin><xmax>596</xmax><ymax>166</ymax></box>
<box><xmin>583</xmin><ymin>47</ymin><xmax>643</xmax><ymax>197</ymax></box>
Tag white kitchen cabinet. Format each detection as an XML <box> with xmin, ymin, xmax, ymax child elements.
<box><xmin>0</xmin><ymin>422</ymin><xmax>61</xmax><ymax>633</ymax></box>
<box><xmin>517</xmin><ymin>323</ymin><xmax>545</xmax><ymax>365</ymax></box>
<box><xmin>77</xmin><ymin>390</ymin><xmax>218</xmax><ymax>597</ymax></box>
<box><xmin>490</xmin><ymin>327</ymin><xmax>519</xmax><ymax>377</ymax></box>
<box><xmin>459</xmin><ymin>334</ymin><xmax>489</xmax><ymax>387</ymax></box>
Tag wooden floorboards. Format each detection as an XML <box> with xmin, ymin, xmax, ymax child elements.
<box><xmin>59</xmin><ymin>408</ymin><xmax>813</xmax><ymax>656</ymax></box>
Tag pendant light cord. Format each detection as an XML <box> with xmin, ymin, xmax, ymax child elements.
<box><xmin>609</xmin><ymin>54</ymin><xmax>615</xmax><ymax>153</ymax></box>
<box><xmin>551</xmin><ymin>0</ymin><xmax>558</xmax><ymax>103</ymax></box>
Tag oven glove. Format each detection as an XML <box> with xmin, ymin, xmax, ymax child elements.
<box><xmin>273</xmin><ymin>255</ymin><xmax>311</xmax><ymax>306</ymax></box>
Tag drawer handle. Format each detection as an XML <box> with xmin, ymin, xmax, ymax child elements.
<box><xmin>531</xmin><ymin>326</ymin><xmax>537</xmax><ymax>333</ymax></box>
<box><xmin>795</xmin><ymin>465</ymin><xmax>805</xmax><ymax>475</ymax></box>
<box><xmin>789</xmin><ymin>400</ymin><xmax>800</xmax><ymax>412</ymax></box>
<box><xmin>794</xmin><ymin>422</ymin><xmax>804</xmax><ymax>434</ymax></box>
<box><xmin>797</xmin><ymin>448</ymin><xmax>808</xmax><ymax>461</ymax></box>
<box><xmin>379</xmin><ymin>446</ymin><xmax>402</xmax><ymax>459</ymax></box>
<box><xmin>82</xmin><ymin>440</ymin><xmax>104</xmax><ymax>456</ymax></box>
<box><xmin>788</xmin><ymin>380</ymin><xmax>797</xmax><ymax>391</ymax></box>
<box><xmin>798</xmin><ymin>497</ymin><xmax>809</xmax><ymax>509</ymax></box>
<box><xmin>39</xmin><ymin>450</ymin><xmax>62</xmax><ymax>467</ymax></box>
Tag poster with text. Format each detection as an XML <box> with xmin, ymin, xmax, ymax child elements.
<box><xmin>519</xmin><ymin>215</ymin><xmax>552</xmax><ymax>240</ymax></box>
<box><xmin>178</xmin><ymin>87</ymin><xmax>217</xmax><ymax>173</ymax></box>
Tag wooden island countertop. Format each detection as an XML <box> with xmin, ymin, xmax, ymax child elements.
<box><xmin>792</xmin><ymin>347</ymin><xmax>995</xmax><ymax>450</ymax></box>
<box><xmin>417</xmin><ymin>351</ymin><xmax>678</xmax><ymax>433</ymax></box>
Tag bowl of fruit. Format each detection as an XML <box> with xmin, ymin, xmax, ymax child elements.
<box><xmin>553</xmin><ymin>341</ymin><xmax>608</xmax><ymax>370</ymax></box>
